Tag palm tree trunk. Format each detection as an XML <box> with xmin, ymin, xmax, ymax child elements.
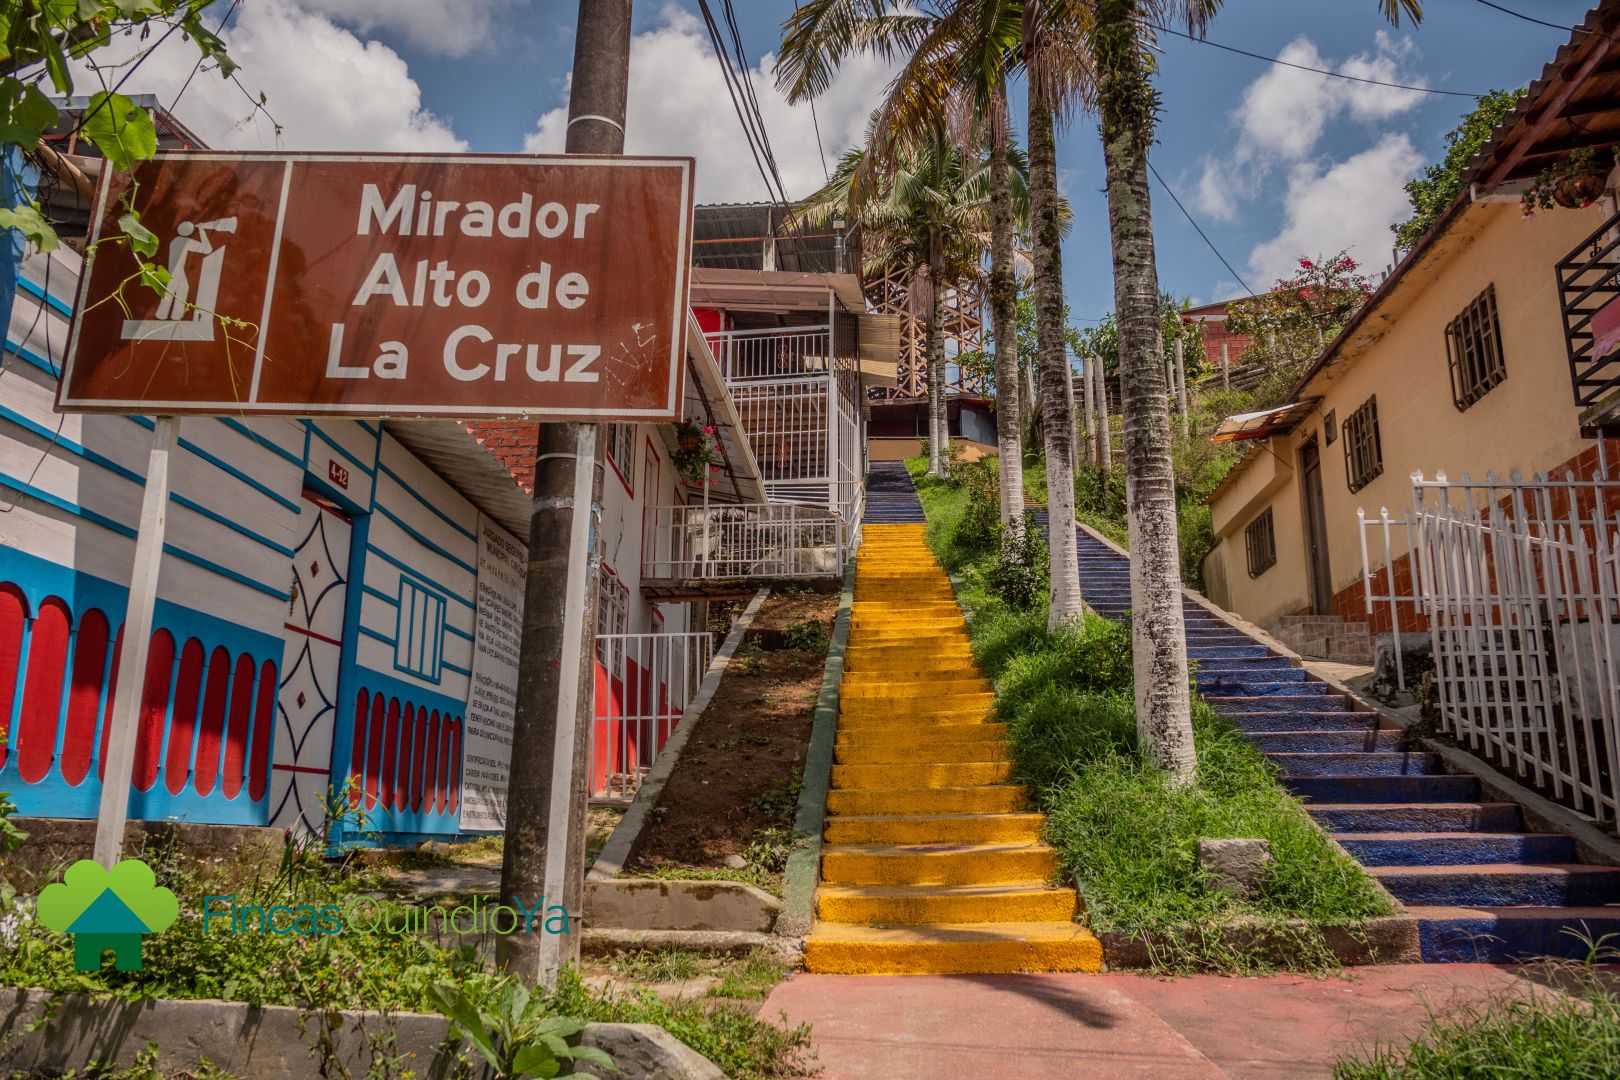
<box><xmin>927</xmin><ymin>241</ymin><xmax>949</xmax><ymax>478</ymax></box>
<box><xmin>987</xmin><ymin>89</ymin><xmax>1024</xmax><ymax>531</ymax></box>
<box><xmin>1095</xmin><ymin>0</ymin><xmax>1195</xmax><ymax>784</ymax></box>
<box><xmin>1029</xmin><ymin>92</ymin><xmax>1082</xmax><ymax>629</ymax></box>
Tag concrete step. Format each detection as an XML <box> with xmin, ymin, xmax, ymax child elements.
<box><xmin>834</xmin><ymin>739</ymin><xmax>1010</xmax><ymax>766</ymax></box>
<box><xmin>838</xmin><ymin>699</ymin><xmax>996</xmax><ymax>723</ymax></box>
<box><xmin>1371</xmin><ymin>863</ymin><xmax>1620</xmax><ymax>907</ymax></box>
<box><xmin>1246</xmin><ymin>730</ymin><xmax>1405</xmax><ymax>753</ymax></box>
<box><xmin>825</xmin><ymin>784</ymin><xmax>1029</xmax><ymax>817</ymax></box>
<box><xmin>803</xmin><ymin>921</ymin><xmax>1103</xmax><ymax>975</ymax></box>
<box><xmin>834</xmin><ymin>718</ymin><xmax>1006</xmax><ymax>741</ymax></box>
<box><xmin>1286</xmin><ymin>774</ymin><xmax>1482</xmax><ymax>803</ymax></box>
<box><xmin>1409</xmin><ymin>905</ymin><xmax>1620</xmax><ymax>963</ymax></box>
<box><xmin>1195</xmin><ymin>665</ymin><xmax>1308</xmax><ymax>683</ymax></box>
<box><xmin>1220</xmin><ymin>710</ymin><xmax>1374</xmax><ymax>733</ymax></box>
<box><xmin>831</xmin><ymin>760</ymin><xmax>1015</xmax><ymax>790</ymax></box>
<box><xmin>1307</xmin><ymin>802</ymin><xmax>1523</xmax><ymax>833</ymax></box>
<box><xmin>823</xmin><ymin>811</ymin><xmax>1045</xmax><ymax>846</ymax></box>
<box><xmin>1188</xmin><ymin>645</ymin><xmax>1276</xmax><ymax>661</ymax></box>
<box><xmin>1266</xmin><ymin>751</ymin><xmax>1443</xmax><ymax>777</ymax></box>
<box><xmin>816</xmin><ymin>881</ymin><xmax>1076</xmax><ymax>925</ymax></box>
<box><xmin>840</xmin><ymin>677</ymin><xmax>993</xmax><ymax>700</ymax></box>
<box><xmin>1199</xmin><ymin>679</ymin><xmax>1336</xmax><ymax>698</ymax></box>
<box><xmin>820</xmin><ymin>842</ymin><xmax>1056</xmax><ymax>887</ymax></box>
<box><xmin>1204</xmin><ymin>693</ymin><xmax>1344</xmax><ymax>712</ymax></box>
<box><xmin>1336</xmin><ymin>831</ymin><xmax>1576</xmax><ymax>867</ymax></box>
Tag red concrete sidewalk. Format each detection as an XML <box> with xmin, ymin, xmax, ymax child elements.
<box><xmin>763</xmin><ymin>964</ymin><xmax>1546</xmax><ymax>1078</ymax></box>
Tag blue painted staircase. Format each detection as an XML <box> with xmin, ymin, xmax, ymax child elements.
<box><xmin>864</xmin><ymin>462</ymin><xmax>927</xmax><ymax>524</ymax></box>
<box><xmin>1034</xmin><ymin>509</ymin><xmax>1620</xmax><ymax>963</ymax></box>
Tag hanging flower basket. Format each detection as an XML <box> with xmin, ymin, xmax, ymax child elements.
<box><xmin>1523</xmin><ymin>148</ymin><xmax>1615</xmax><ymax>215</ymax></box>
<box><xmin>673</xmin><ymin>420</ymin><xmax>722</xmax><ymax>486</ymax></box>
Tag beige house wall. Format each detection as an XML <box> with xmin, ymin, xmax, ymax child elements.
<box><xmin>1206</xmin><ymin>199</ymin><xmax>1608</xmax><ymax>626</ymax></box>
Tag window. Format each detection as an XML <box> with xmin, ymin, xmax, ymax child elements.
<box><xmin>1245</xmin><ymin>509</ymin><xmax>1277</xmax><ymax>577</ymax></box>
<box><xmin>1323</xmin><ymin>409</ymin><xmax>1337</xmax><ymax>445</ymax></box>
<box><xmin>595</xmin><ymin>574</ymin><xmax>629</xmax><ymax>671</ymax></box>
<box><xmin>395</xmin><ymin>576</ymin><xmax>446</xmax><ymax>683</ymax></box>
<box><xmin>606</xmin><ymin>424</ymin><xmax>636</xmax><ymax>492</ymax></box>
<box><xmin>1342</xmin><ymin>395</ymin><xmax>1384</xmax><ymax>493</ymax></box>
<box><xmin>1445</xmin><ymin>284</ymin><xmax>1507</xmax><ymax>410</ymax></box>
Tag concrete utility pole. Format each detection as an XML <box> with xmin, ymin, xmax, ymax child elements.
<box><xmin>498</xmin><ymin>0</ymin><xmax>630</xmax><ymax>987</ymax></box>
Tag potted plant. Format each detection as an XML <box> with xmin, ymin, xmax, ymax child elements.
<box><xmin>1523</xmin><ymin>147</ymin><xmax>1615</xmax><ymax>214</ymax></box>
<box><xmin>672</xmin><ymin>420</ymin><xmax>722</xmax><ymax>486</ymax></box>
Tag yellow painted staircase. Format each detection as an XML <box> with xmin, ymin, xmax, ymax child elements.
<box><xmin>803</xmin><ymin>523</ymin><xmax>1103</xmax><ymax>974</ymax></box>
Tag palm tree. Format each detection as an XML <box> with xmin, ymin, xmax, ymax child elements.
<box><xmin>780</xmin><ymin>0</ymin><xmax>1030</xmax><ymax>500</ymax></box>
<box><xmin>1073</xmin><ymin>0</ymin><xmax>1421</xmax><ymax>782</ymax></box>
<box><xmin>795</xmin><ymin>131</ymin><xmax>1011</xmax><ymax>480</ymax></box>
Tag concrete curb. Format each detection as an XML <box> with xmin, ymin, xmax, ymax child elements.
<box><xmin>582</xmin><ymin>927</ymin><xmax>782</xmax><ymax>957</ymax></box>
<box><xmin>0</xmin><ymin>988</ymin><xmax>724</xmax><ymax>1080</ymax></box>
<box><xmin>777</xmin><ymin>559</ymin><xmax>856</xmax><ymax>940</ymax></box>
<box><xmin>1097</xmin><ymin>914</ymin><xmax>1420</xmax><ymax>970</ymax></box>
<box><xmin>1297</xmin><ymin>661</ymin><xmax>1620</xmax><ymax>870</ymax></box>
<box><xmin>590</xmin><ymin>588</ymin><xmax>772</xmax><ymax>882</ymax></box>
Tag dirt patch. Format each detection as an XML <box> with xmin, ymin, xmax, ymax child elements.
<box><xmin>625</xmin><ymin>590</ymin><xmax>838</xmax><ymax>891</ymax></box>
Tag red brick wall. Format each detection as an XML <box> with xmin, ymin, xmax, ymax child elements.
<box><xmin>465</xmin><ymin>422</ymin><xmax>539</xmax><ymax>491</ymax></box>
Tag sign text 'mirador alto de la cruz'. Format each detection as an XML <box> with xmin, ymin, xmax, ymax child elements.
<box><xmin>57</xmin><ymin>153</ymin><xmax>695</xmax><ymax>420</ymax></box>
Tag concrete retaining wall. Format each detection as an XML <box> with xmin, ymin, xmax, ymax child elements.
<box><xmin>0</xmin><ymin>989</ymin><xmax>723</xmax><ymax>1080</ymax></box>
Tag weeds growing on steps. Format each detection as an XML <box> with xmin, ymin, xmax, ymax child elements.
<box><xmin>910</xmin><ymin>456</ymin><xmax>1394</xmax><ymax>975</ymax></box>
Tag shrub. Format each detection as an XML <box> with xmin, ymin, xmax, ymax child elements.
<box><xmin>782</xmin><ymin>618</ymin><xmax>828</xmax><ymax>653</ymax></box>
<box><xmin>981</xmin><ymin>514</ymin><xmax>1048</xmax><ymax>610</ymax></box>
<box><xmin>994</xmin><ymin>615</ymin><xmax>1133</xmax><ymax>717</ymax></box>
<box><xmin>947</xmin><ymin>458</ymin><xmax>1001</xmax><ymax>557</ymax></box>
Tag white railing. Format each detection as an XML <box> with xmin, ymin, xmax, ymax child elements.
<box><xmin>592</xmin><ymin>631</ymin><xmax>714</xmax><ymax>801</ymax></box>
<box><xmin>644</xmin><ymin>502</ymin><xmax>849</xmax><ymax>580</ymax></box>
<box><xmin>706</xmin><ymin>326</ymin><xmax>832</xmax><ymax>382</ymax></box>
<box><xmin>1358</xmin><ymin>456</ymin><xmax>1620</xmax><ymax>823</ymax></box>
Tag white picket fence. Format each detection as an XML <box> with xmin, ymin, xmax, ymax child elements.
<box><xmin>1358</xmin><ymin>457</ymin><xmax>1620</xmax><ymax>822</ymax></box>
<box><xmin>591</xmin><ymin>631</ymin><xmax>714</xmax><ymax>801</ymax></box>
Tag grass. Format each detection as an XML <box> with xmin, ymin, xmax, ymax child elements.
<box><xmin>908</xmin><ymin>455</ymin><xmax>1395</xmax><ymax>973</ymax></box>
<box><xmin>1334</xmin><ymin>957</ymin><xmax>1620</xmax><ymax>1079</ymax></box>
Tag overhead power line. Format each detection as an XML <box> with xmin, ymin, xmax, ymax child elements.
<box><xmin>1147</xmin><ymin>159</ymin><xmax>1255</xmax><ymax>297</ymax></box>
<box><xmin>1154</xmin><ymin>24</ymin><xmax>1484</xmax><ymax>99</ymax></box>
<box><xmin>1470</xmin><ymin>0</ymin><xmax>1581</xmax><ymax>34</ymax></box>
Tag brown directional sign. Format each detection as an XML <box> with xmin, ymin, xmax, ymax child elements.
<box><xmin>57</xmin><ymin>152</ymin><xmax>694</xmax><ymax>420</ymax></box>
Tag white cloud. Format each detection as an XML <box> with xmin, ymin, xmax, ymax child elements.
<box><xmin>1192</xmin><ymin>33</ymin><xmax>1426</xmax><ymax>221</ymax></box>
<box><xmin>73</xmin><ymin>0</ymin><xmax>465</xmax><ymax>152</ymax></box>
<box><xmin>1246</xmin><ymin>133</ymin><xmax>1422</xmax><ymax>283</ymax></box>
<box><xmin>290</xmin><ymin>0</ymin><xmax>507</xmax><ymax>58</ymax></box>
<box><xmin>525</xmin><ymin>5</ymin><xmax>898</xmax><ymax>203</ymax></box>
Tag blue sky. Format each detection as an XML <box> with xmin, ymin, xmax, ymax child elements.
<box><xmin>103</xmin><ymin>0</ymin><xmax>1596</xmax><ymax>326</ymax></box>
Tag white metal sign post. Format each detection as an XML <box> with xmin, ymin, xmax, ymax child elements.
<box><xmin>91</xmin><ymin>415</ymin><xmax>179</xmax><ymax>868</ymax></box>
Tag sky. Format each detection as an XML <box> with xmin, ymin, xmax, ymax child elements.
<box><xmin>84</xmin><ymin>0</ymin><xmax>1598</xmax><ymax>326</ymax></box>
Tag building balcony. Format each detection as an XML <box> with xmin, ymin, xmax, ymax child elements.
<box><xmin>1556</xmin><ymin>208</ymin><xmax>1620</xmax><ymax>436</ymax></box>
<box><xmin>640</xmin><ymin>502</ymin><xmax>855</xmax><ymax>600</ymax></box>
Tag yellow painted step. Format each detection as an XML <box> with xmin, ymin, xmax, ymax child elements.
<box><xmin>844</xmin><ymin>654</ymin><xmax>975</xmax><ymax>675</ymax></box>
<box><xmin>840</xmin><ymin>678</ymin><xmax>992</xmax><ymax>700</ymax></box>
<box><xmin>834</xmin><ymin>739</ymin><xmax>1008</xmax><ymax>765</ymax></box>
<box><xmin>831</xmin><ymin>760</ymin><xmax>1013</xmax><ymax>789</ymax></box>
<box><xmin>803</xmin><ymin>922</ymin><xmax>1103</xmax><ymax>975</ymax></box>
<box><xmin>820</xmin><ymin>842</ymin><xmax>1055</xmax><ymax>886</ymax></box>
<box><xmin>823</xmin><ymin>811</ymin><xmax>1043</xmax><ymax>845</ymax></box>
<box><xmin>839</xmin><ymin>697</ymin><xmax>994</xmax><ymax>721</ymax></box>
<box><xmin>835</xmin><ymin>722</ymin><xmax>1008</xmax><ymax>747</ymax></box>
<box><xmin>825</xmin><ymin>784</ymin><xmax>1028</xmax><ymax>816</ymax></box>
<box><xmin>816</xmin><ymin>881</ymin><xmax>1077</xmax><ymax>925</ymax></box>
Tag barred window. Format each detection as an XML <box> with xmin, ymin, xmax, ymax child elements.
<box><xmin>1444</xmin><ymin>284</ymin><xmax>1507</xmax><ymax>410</ymax></box>
<box><xmin>1343</xmin><ymin>396</ymin><xmax>1384</xmax><ymax>493</ymax></box>
<box><xmin>606</xmin><ymin>423</ymin><xmax>636</xmax><ymax>492</ymax></box>
<box><xmin>1245</xmin><ymin>509</ymin><xmax>1277</xmax><ymax>578</ymax></box>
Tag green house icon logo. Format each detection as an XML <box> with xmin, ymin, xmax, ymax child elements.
<box><xmin>36</xmin><ymin>859</ymin><xmax>178</xmax><ymax>971</ymax></box>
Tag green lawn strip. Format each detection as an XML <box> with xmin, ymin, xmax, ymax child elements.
<box><xmin>908</xmin><ymin>456</ymin><xmax>1394</xmax><ymax>973</ymax></box>
<box><xmin>0</xmin><ymin>845</ymin><xmax>813</xmax><ymax>1079</ymax></box>
<box><xmin>1333</xmin><ymin>963</ymin><xmax>1620</xmax><ymax>1079</ymax></box>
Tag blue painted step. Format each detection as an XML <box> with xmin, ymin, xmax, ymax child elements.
<box><xmin>1247</xmin><ymin>729</ymin><xmax>1405</xmax><ymax>752</ymax></box>
<box><xmin>1200</xmin><ymin>679</ymin><xmax>1335</xmax><ymax>698</ymax></box>
<box><xmin>1209</xmin><ymin>695</ymin><xmax>1350</xmax><ymax>714</ymax></box>
<box><xmin>1268</xmin><ymin>751</ymin><xmax>1443</xmax><ymax>777</ymax></box>
<box><xmin>1308</xmin><ymin>802</ymin><xmax>1523</xmax><ymax>832</ymax></box>
<box><xmin>1337</xmin><ymin>832</ymin><xmax>1575</xmax><ymax>866</ymax></box>
<box><xmin>1286</xmin><ymin>774</ymin><xmax>1482</xmax><ymax>803</ymax></box>
<box><xmin>1222</xmin><ymin>711</ymin><xmax>1377</xmax><ymax>733</ymax></box>
<box><xmin>1415</xmin><ymin>908</ymin><xmax>1620</xmax><ymax>963</ymax></box>
<box><xmin>1373</xmin><ymin>864</ymin><xmax>1620</xmax><ymax>907</ymax></box>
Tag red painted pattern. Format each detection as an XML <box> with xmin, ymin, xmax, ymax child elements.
<box><xmin>411</xmin><ymin>706</ymin><xmax>429</xmax><ymax>812</ymax></box>
<box><xmin>132</xmin><ymin>630</ymin><xmax>176</xmax><ymax>792</ymax></box>
<box><xmin>364</xmin><ymin>693</ymin><xmax>385</xmax><ymax>808</ymax></box>
<box><xmin>61</xmin><ymin>608</ymin><xmax>110</xmax><ymax>787</ymax></box>
<box><xmin>98</xmin><ymin>625</ymin><xmax>124</xmax><ymax>781</ymax></box>
<box><xmin>165</xmin><ymin>639</ymin><xmax>206</xmax><ymax>796</ymax></box>
<box><xmin>248</xmin><ymin>659</ymin><xmax>277</xmax><ymax>801</ymax></box>
<box><xmin>444</xmin><ymin>719</ymin><xmax>461</xmax><ymax>815</ymax></box>
<box><xmin>0</xmin><ymin>585</ymin><xmax>27</xmax><ymax>774</ymax></box>
<box><xmin>380</xmin><ymin>697</ymin><xmax>401</xmax><ymax>810</ymax></box>
<box><xmin>193</xmin><ymin>646</ymin><xmax>232</xmax><ymax>797</ymax></box>
<box><xmin>424</xmin><ymin>710</ymin><xmax>441</xmax><ymax>814</ymax></box>
<box><xmin>222</xmin><ymin>654</ymin><xmax>256</xmax><ymax>800</ymax></box>
<box><xmin>17</xmin><ymin>598</ymin><xmax>71</xmax><ymax>784</ymax></box>
<box><xmin>347</xmin><ymin>689</ymin><xmax>370</xmax><ymax>806</ymax></box>
<box><xmin>395</xmin><ymin>704</ymin><xmax>415</xmax><ymax>812</ymax></box>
